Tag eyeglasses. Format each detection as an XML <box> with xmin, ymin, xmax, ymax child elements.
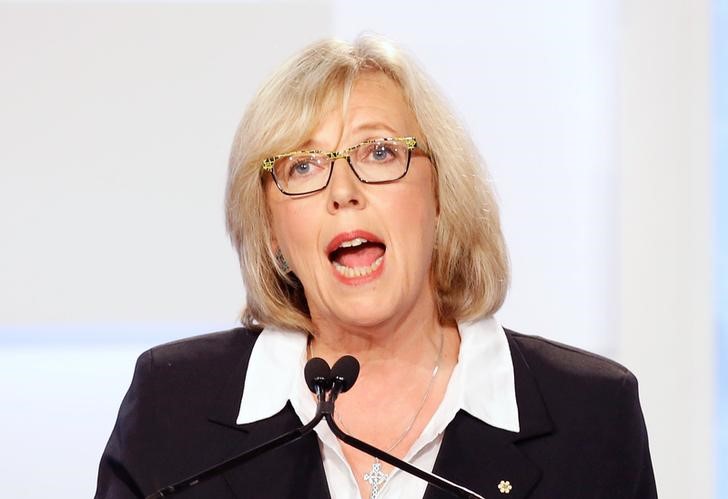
<box><xmin>261</xmin><ymin>136</ymin><xmax>419</xmax><ymax>196</ymax></box>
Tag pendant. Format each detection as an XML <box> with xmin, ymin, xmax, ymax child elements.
<box><xmin>363</xmin><ymin>459</ymin><xmax>388</xmax><ymax>499</ymax></box>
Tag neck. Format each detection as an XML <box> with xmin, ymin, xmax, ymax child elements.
<box><xmin>308</xmin><ymin>293</ymin><xmax>446</xmax><ymax>371</ymax></box>
<box><xmin>306</xmin><ymin>290</ymin><xmax>460</xmax><ymax>486</ymax></box>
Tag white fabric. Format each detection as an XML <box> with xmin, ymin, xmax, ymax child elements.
<box><xmin>237</xmin><ymin>317</ymin><xmax>519</xmax><ymax>498</ymax></box>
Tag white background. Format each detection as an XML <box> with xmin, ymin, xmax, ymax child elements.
<box><xmin>0</xmin><ymin>1</ymin><xmax>715</xmax><ymax>498</ymax></box>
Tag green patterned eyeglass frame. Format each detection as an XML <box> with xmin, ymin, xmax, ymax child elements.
<box><xmin>261</xmin><ymin>136</ymin><xmax>419</xmax><ymax>196</ymax></box>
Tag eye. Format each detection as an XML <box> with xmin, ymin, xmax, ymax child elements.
<box><xmin>291</xmin><ymin>161</ymin><xmax>313</xmax><ymax>176</ymax></box>
<box><xmin>371</xmin><ymin>145</ymin><xmax>393</xmax><ymax>161</ymax></box>
<box><xmin>282</xmin><ymin>155</ymin><xmax>326</xmax><ymax>179</ymax></box>
<box><xmin>360</xmin><ymin>142</ymin><xmax>400</xmax><ymax>164</ymax></box>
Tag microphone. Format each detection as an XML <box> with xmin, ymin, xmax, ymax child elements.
<box><xmin>327</xmin><ymin>355</ymin><xmax>359</xmax><ymax>402</ymax></box>
<box><xmin>304</xmin><ymin>356</ymin><xmax>333</xmax><ymax>398</ymax></box>
<box><xmin>145</xmin><ymin>357</ymin><xmax>332</xmax><ymax>499</ymax></box>
<box><xmin>330</xmin><ymin>355</ymin><xmax>359</xmax><ymax>393</ymax></box>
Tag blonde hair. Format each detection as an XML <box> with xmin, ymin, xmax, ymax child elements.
<box><xmin>225</xmin><ymin>35</ymin><xmax>509</xmax><ymax>333</ymax></box>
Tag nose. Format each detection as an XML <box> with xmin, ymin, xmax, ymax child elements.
<box><xmin>326</xmin><ymin>157</ymin><xmax>365</xmax><ymax>214</ymax></box>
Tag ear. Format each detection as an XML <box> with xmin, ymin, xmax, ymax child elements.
<box><xmin>268</xmin><ymin>229</ymin><xmax>287</xmax><ymax>264</ymax></box>
<box><xmin>270</xmin><ymin>234</ymin><xmax>279</xmax><ymax>254</ymax></box>
<box><xmin>266</xmin><ymin>209</ymin><xmax>279</xmax><ymax>253</ymax></box>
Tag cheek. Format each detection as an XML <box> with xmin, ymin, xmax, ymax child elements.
<box><xmin>385</xmin><ymin>186</ymin><xmax>438</xmax><ymax>257</ymax></box>
<box><xmin>400</xmin><ymin>174</ymin><xmax>438</xmax><ymax>226</ymax></box>
<box><xmin>402</xmin><ymin>164</ymin><xmax>438</xmax><ymax>229</ymax></box>
<box><xmin>272</xmin><ymin>205</ymin><xmax>305</xmax><ymax>250</ymax></box>
<box><xmin>268</xmin><ymin>200</ymin><xmax>320</xmax><ymax>270</ymax></box>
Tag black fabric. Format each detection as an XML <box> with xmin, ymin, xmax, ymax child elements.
<box><xmin>94</xmin><ymin>327</ymin><xmax>657</xmax><ymax>499</ymax></box>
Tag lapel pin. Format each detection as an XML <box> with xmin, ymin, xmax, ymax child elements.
<box><xmin>498</xmin><ymin>480</ymin><xmax>513</xmax><ymax>494</ymax></box>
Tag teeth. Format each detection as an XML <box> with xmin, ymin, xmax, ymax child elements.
<box><xmin>333</xmin><ymin>255</ymin><xmax>383</xmax><ymax>278</ymax></box>
<box><xmin>338</xmin><ymin>237</ymin><xmax>368</xmax><ymax>249</ymax></box>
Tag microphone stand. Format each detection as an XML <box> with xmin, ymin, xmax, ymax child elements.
<box><xmin>145</xmin><ymin>385</ymin><xmax>328</xmax><ymax>499</ymax></box>
<box><xmin>322</xmin><ymin>379</ymin><xmax>486</xmax><ymax>499</ymax></box>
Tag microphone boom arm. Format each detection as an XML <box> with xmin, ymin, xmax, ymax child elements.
<box><xmin>145</xmin><ymin>389</ymin><xmax>328</xmax><ymax>499</ymax></box>
<box><xmin>323</xmin><ymin>413</ymin><xmax>485</xmax><ymax>499</ymax></box>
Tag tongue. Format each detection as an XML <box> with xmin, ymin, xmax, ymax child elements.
<box><xmin>335</xmin><ymin>244</ymin><xmax>385</xmax><ymax>268</ymax></box>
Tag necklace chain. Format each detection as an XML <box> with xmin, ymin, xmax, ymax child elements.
<box><xmin>308</xmin><ymin>331</ymin><xmax>445</xmax><ymax>499</ymax></box>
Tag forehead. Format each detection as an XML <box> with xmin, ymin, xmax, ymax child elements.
<box><xmin>307</xmin><ymin>71</ymin><xmax>421</xmax><ymax>148</ymax></box>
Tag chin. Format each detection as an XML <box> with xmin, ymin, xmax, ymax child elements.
<box><xmin>328</xmin><ymin>299</ymin><xmax>399</xmax><ymax>330</ymax></box>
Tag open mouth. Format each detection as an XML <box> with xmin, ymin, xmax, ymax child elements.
<box><xmin>327</xmin><ymin>236</ymin><xmax>386</xmax><ymax>279</ymax></box>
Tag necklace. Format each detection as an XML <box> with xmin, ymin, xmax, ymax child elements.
<box><xmin>310</xmin><ymin>331</ymin><xmax>444</xmax><ymax>499</ymax></box>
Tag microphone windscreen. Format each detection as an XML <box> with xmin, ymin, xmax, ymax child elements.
<box><xmin>330</xmin><ymin>355</ymin><xmax>360</xmax><ymax>393</ymax></box>
<box><xmin>304</xmin><ymin>357</ymin><xmax>331</xmax><ymax>393</ymax></box>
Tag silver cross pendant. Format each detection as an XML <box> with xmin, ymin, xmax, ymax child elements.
<box><xmin>363</xmin><ymin>460</ymin><xmax>388</xmax><ymax>499</ymax></box>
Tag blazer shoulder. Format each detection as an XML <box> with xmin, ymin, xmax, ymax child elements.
<box><xmin>505</xmin><ymin>329</ymin><xmax>638</xmax><ymax>393</ymax></box>
<box><xmin>142</xmin><ymin>326</ymin><xmax>262</xmax><ymax>369</ymax></box>
<box><xmin>124</xmin><ymin>326</ymin><xmax>265</xmax><ymax>404</ymax></box>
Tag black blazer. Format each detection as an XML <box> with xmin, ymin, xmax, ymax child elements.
<box><xmin>95</xmin><ymin>327</ymin><xmax>657</xmax><ymax>499</ymax></box>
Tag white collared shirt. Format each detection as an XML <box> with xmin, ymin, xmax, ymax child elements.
<box><xmin>237</xmin><ymin>316</ymin><xmax>519</xmax><ymax>499</ymax></box>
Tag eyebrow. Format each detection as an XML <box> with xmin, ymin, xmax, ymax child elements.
<box><xmin>350</xmin><ymin>122</ymin><xmax>400</xmax><ymax>137</ymax></box>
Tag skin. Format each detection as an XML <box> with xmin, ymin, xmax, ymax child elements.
<box><xmin>266</xmin><ymin>72</ymin><xmax>460</xmax><ymax>495</ymax></box>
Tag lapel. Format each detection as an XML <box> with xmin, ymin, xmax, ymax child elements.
<box><xmin>423</xmin><ymin>332</ymin><xmax>553</xmax><ymax>499</ymax></box>
<box><xmin>205</xmin><ymin>331</ymin><xmax>331</xmax><ymax>499</ymax></box>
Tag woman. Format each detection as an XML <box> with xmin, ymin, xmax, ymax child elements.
<box><xmin>96</xmin><ymin>36</ymin><xmax>657</xmax><ymax>499</ymax></box>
